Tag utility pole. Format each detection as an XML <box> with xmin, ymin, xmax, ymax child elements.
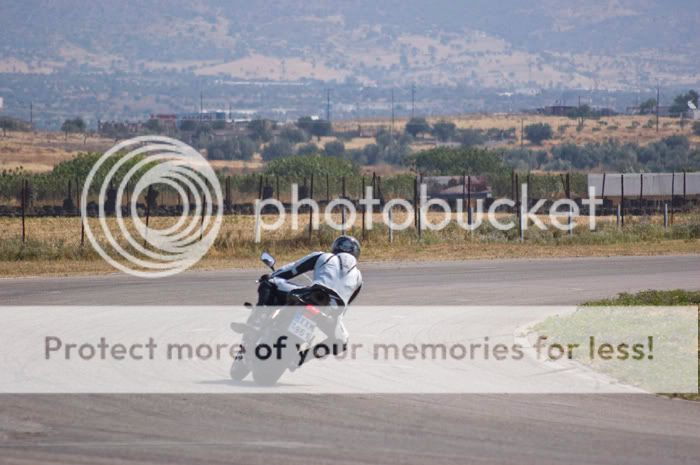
<box><xmin>326</xmin><ymin>88</ymin><xmax>331</xmax><ymax>122</ymax></box>
<box><xmin>200</xmin><ymin>91</ymin><xmax>203</xmax><ymax>115</ymax></box>
<box><xmin>389</xmin><ymin>89</ymin><xmax>394</xmax><ymax>161</ymax></box>
<box><xmin>29</xmin><ymin>102</ymin><xmax>33</xmax><ymax>126</ymax></box>
<box><xmin>390</xmin><ymin>89</ymin><xmax>395</xmax><ymax>131</ymax></box>
<box><xmin>578</xmin><ymin>95</ymin><xmax>582</xmax><ymax>126</ymax></box>
<box><xmin>411</xmin><ymin>83</ymin><xmax>416</xmax><ymax>118</ymax></box>
<box><xmin>655</xmin><ymin>83</ymin><xmax>660</xmax><ymax>133</ymax></box>
<box><xmin>520</xmin><ymin>118</ymin><xmax>524</xmax><ymax>149</ymax></box>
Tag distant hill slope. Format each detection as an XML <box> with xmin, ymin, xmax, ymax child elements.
<box><xmin>1</xmin><ymin>0</ymin><xmax>699</xmax><ymax>90</ymax></box>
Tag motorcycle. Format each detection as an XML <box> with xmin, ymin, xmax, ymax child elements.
<box><xmin>230</xmin><ymin>252</ymin><xmax>336</xmax><ymax>386</ymax></box>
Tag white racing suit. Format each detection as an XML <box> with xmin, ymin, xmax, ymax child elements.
<box><xmin>263</xmin><ymin>252</ymin><xmax>362</xmax><ymax>365</ymax></box>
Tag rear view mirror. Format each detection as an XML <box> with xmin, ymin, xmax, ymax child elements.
<box><xmin>260</xmin><ymin>252</ymin><xmax>276</xmax><ymax>270</ymax></box>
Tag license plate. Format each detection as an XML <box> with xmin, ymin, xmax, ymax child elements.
<box><xmin>288</xmin><ymin>312</ymin><xmax>317</xmax><ymax>343</ymax></box>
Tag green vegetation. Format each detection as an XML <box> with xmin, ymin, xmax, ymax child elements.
<box><xmin>263</xmin><ymin>154</ymin><xmax>359</xmax><ymax>178</ymax></box>
<box><xmin>669</xmin><ymin>90</ymin><xmax>699</xmax><ymax>116</ymax></box>
<box><xmin>504</xmin><ymin>137</ymin><xmax>700</xmax><ymax>172</ymax></box>
<box><xmin>405</xmin><ymin>117</ymin><xmax>431</xmax><ymax>138</ymax></box>
<box><xmin>524</xmin><ymin>123</ymin><xmax>553</xmax><ymax>144</ymax></box>
<box><xmin>296</xmin><ymin>117</ymin><xmax>331</xmax><ymax>141</ymax></box>
<box><xmin>585</xmin><ymin>290</ymin><xmax>700</xmax><ymax>307</ymax></box>
<box><xmin>432</xmin><ymin>120</ymin><xmax>457</xmax><ymax>142</ymax></box>
<box><xmin>536</xmin><ymin>289</ymin><xmax>699</xmax><ymax>400</ymax></box>
<box><xmin>61</xmin><ymin>117</ymin><xmax>86</xmax><ymax>137</ymax></box>
<box><xmin>207</xmin><ymin>137</ymin><xmax>257</xmax><ymax>160</ymax></box>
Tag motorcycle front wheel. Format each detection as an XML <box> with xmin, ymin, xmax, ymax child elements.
<box><xmin>230</xmin><ymin>349</ymin><xmax>250</xmax><ymax>381</ymax></box>
<box><xmin>251</xmin><ymin>334</ymin><xmax>295</xmax><ymax>386</ymax></box>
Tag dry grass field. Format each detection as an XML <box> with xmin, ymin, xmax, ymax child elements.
<box><xmin>2</xmin><ymin>114</ymin><xmax>697</xmax><ymax>174</ymax></box>
<box><xmin>332</xmin><ymin>114</ymin><xmax>700</xmax><ymax>149</ymax></box>
<box><xmin>0</xmin><ymin>212</ymin><xmax>698</xmax><ymax>277</ymax></box>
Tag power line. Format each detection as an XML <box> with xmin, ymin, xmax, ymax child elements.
<box><xmin>656</xmin><ymin>83</ymin><xmax>660</xmax><ymax>133</ymax></box>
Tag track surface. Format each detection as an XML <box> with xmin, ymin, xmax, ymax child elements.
<box><xmin>1</xmin><ymin>255</ymin><xmax>699</xmax><ymax>464</ymax></box>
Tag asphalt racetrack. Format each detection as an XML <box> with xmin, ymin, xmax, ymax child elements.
<box><xmin>1</xmin><ymin>255</ymin><xmax>699</xmax><ymax>464</ymax></box>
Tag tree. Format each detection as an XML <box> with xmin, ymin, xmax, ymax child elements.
<box><xmin>310</xmin><ymin>119</ymin><xmax>332</xmax><ymax>140</ymax></box>
<box><xmin>669</xmin><ymin>90</ymin><xmax>699</xmax><ymax>116</ymax></box>
<box><xmin>264</xmin><ymin>154</ymin><xmax>359</xmax><ymax>178</ymax></box>
<box><xmin>639</xmin><ymin>98</ymin><xmax>656</xmax><ymax>115</ymax></box>
<box><xmin>207</xmin><ymin>137</ymin><xmax>257</xmax><ymax>161</ymax></box>
<box><xmin>406</xmin><ymin>147</ymin><xmax>506</xmax><ymax>175</ymax></box>
<box><xmin>280</xmin><ymin>126</ymin><xmax>310</xmax><ymax>143</ymax></box>
<box><xmin>524</xmin><ymin>123</ymin><xmax>553</xmax><ymax>145</ymax></box>
<box><xmin>296</xmin><ymin>143</ymin><xmax>319</xmax><ymax>156</ymax></box>
<box><xmin>405</xmin><ymin>117</ymin><xmax>431</xmax><ymax>138</ymax></box>
<box><xmin>459</xmin><ymin>128</ymin><xmax>485</xmax><ymax>147</ymax></box>
<box><xmin>262</xmin><ymin>139</ymin><xmax>293</xmax><ymax>161</ymax></box>
<box><xmin>144</xmin><ymin>119</ymin><xmax>162</xmax><ymax>133</ymax></box>
<box><xmin>693</xmin><ymin>121</ymin><xmax>700</xmax><ymax>137</ymax></box>
<box><xmin>248</xmin><ymin>119</ymin><xmax>273</xmax><ymax>142</ymax></box>
<box><xmin>324</xmin><ymin>140</ymin><xmax>345</xmax><ymax>157</ymax></box>
<box><xmin>296</xmin><ymin>116</ymin><xmax>331</xmax><ymax>141</ymax></box>
<box><xmin>432</xmin><ymin>120</ymin><xmax>456</xmax><ymax>142</ymax></box>
<box><xmin>61</xmin><ymin>117</ymin><xmax>86</xmax><ymax>139</ymax></box>
<box><xmin>179</xmin><ymin>120</ymin><xmax>197</xmax><ymax>131</ymax></box>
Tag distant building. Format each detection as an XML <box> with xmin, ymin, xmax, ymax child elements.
<box><xmin>177</xmin><ymin>111</ymin><xmax>230</xmax><ymax>122</ymax></box>
<box><xmin>539</xmin><ymin>105</ymin><xmax>576</xmax><ymax>116</ymax></box>
<box><xmin>150</xmin><ymin>114</ymin><xmax>178</xmax><ymax>131</ymax></box>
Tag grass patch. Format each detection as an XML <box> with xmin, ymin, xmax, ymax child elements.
<box><xmin>537</xmin><ymin>290</ymin><xmax>700</xmax><ymax>400</ymax></box>
<box><xmin>0</xmin><ymin>214</ymin><xmax>698</xmax><ymax>277</ymax></box>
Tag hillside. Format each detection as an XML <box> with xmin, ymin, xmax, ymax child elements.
<box><xmin>1</xmin><ymin>0</ymin><xmax>699</xmax><ymax>90</ymax></box>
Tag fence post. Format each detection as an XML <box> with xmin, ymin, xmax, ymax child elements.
<box><xmin>275</xmin><ymin>175</ymin><xmax>280</xmax><ymax>202</ymax></box>
<box><xmin>566</xmin><ymin>172</ymin><xmax>572</xmax><ymax>235</ymax></box>
<box><xmin>620</xmin><ymin>173</ymin><xmax>625</xmax><ymax>227</ymax></box>
<box><xmin>225</xmin><ymin>176</ymin><xmax>231</xmax><ymax>209</ymax></box>
<box><xmin>258</xmin><ymin>175</ymin><xmax>263</xmax><ymax>200</ymax></box>
<box><xmin>413</xmin><ymin>175</ymin><xmax>418</xmax><ymax>229</ymax></box>
<box><xmin>664</xmin><ymin>203</ymin><xmax>668</xmax><ymax>230</ymax></box>
<box><xmin>200</xmin><ymin>185</ymin><xmax>205</xmax><ymax>241</ymax></box>
<box><xmin>308</xmin><ymin>173</ymin><xmax>314</xmax><ymax>241</ymax></box>
<box><xmin>144</xmin><ymin>185</ymin><xmax>152</xmax><ymax>246</ymax></box>
<box><xmin>671</xmin><ymin>172</ymin><xmax>675</xmax><ymax>224</ymax></box>
<box><xmin>341</xmin><ymin>176</ymin><xmax>346</xmax><ymax>234</ymax></box>
<box><xmin>515</xmin><ymin>173</ymin><xmax>523</xmax><ymax>241</ymax></box>
<box><xmin>683</xmin><ymin>170</ymin><xmax>687</xmax><ymax>208</ymax></box>
<box><xmin>388</xmin><ymin>205</ymin><xmax>393</xmax><ymax>243</ymax></box>
<box><xmin>78</xmin><ymin>177</ymin><xmax>85</xmax><ymax>248</ymax></box>
<box><xmin>639</xmin><ymin>173</ymin><xmax>644</xmax><ymax>215</ymax></box>
<box><xmin>361</xmin><ymin>176</ymin><xmax>366</xmax><ymax>240</ymax></box>
<box><xmin>601</xmin><ymin>172</ymin><xmax>606</xmax><ymax>214</ymax></box>
<box><xmin>467</xmin><ymin>175</ymin><xmax>472</xmax><ymax>228</ymax></box>
<box><xmin>416</xmin><ymin>175</ymin><xmax>422</xmax><ymax>241</ymax></box>
<box><xmin>21</xmin><ymin>179</ymin><xmax>27</xmax><ymax>243</ymax></box>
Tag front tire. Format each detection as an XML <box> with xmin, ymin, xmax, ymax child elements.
<box><xmin>230</xmin><ymin>350</ymin><xmax>250</xmax><ymax>381</ymax></box>
<box><xmin>251</xmin><ymin>334</ymin><xmax>293</xmax><ymax>386</ymax></box>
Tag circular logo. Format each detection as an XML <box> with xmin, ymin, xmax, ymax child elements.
<box><xmin>81</xmin><ymin>136</ymin><xmax>223</xmax><ymax>278</ymax></box>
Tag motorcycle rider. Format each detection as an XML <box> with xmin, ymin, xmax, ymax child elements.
<box><xmin>257</xmin><ymin>235</ymin><xmax>362</xmax><ymax>367</ymax></box>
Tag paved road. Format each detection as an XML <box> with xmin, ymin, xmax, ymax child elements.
<box><xmin>1</xmin><ymin>255</ymin><xmax>699</xmax><ymax>464</ymax></box>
